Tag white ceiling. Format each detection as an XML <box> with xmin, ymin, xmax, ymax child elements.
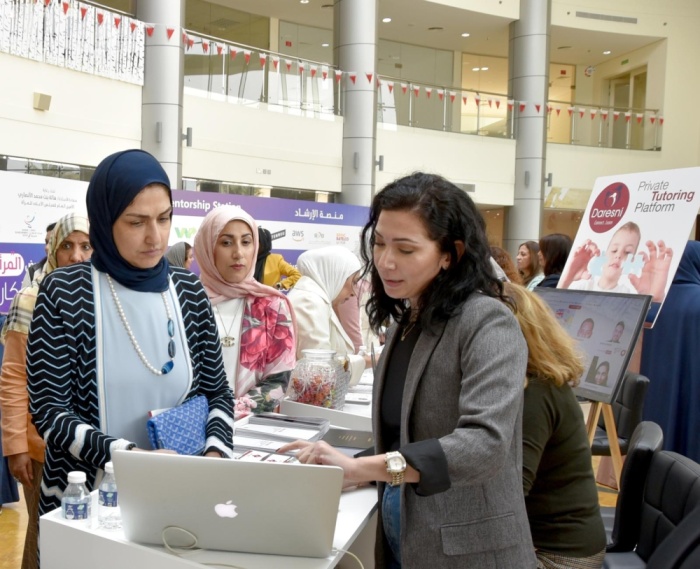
<box><xmin>203</xmin><ymin>0</ymin><xmax>662</xmax><ymax>67</ymax></box>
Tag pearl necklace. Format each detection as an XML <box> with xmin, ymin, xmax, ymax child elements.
<box><xmin>107</xmin><ymin>274</ymin><xmax>176</xmax><ymax>376</ymax></box>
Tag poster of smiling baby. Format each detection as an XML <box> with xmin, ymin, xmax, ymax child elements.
<box><xmin>558</xmin><ymin>167</ymin><xmax>700</xmax><ymax>325</ymax></box>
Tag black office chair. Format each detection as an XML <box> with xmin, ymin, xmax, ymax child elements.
<box><xmin>603</xmin><ymin>451</ymin><xmax>700</xmax><ymax>569</ymax></box>
<box><xmin>604</xmin><ymin>421</ymin><xmax>664</xmax><ymax>550</ymax></box>
<box><xmin>593</xmin><ymin>372</ymin><xmax>650</xmax><ymax>457</ymax></box>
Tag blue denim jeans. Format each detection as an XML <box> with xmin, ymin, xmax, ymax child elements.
<box><xmin>382</xmin><ymin>484</ymin><xmax>402</xmax><ymax>569</ymax></box>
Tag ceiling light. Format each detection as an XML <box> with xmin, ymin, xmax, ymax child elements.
<box><xmin>461</xmin><ymin>32</ymin><xmax>470</xmax><ymax>37</ymax></box>
<box><xmin>382</xmin><ymin>17</ymin><xmax>392</xmax><ymax>23</ymax></box>
<box><xmin>321</xmin><ymin>43</ymin><xmax>329</xmax><ymax>47</ymax></box>
<box><xmin>481</xmin><ymin>66</ymin><xmax>489</xmax><ymax>71</ymax></box>
<box><xmin>603</xmin><ymin>50</ymin><xmax>611</xmax><ymax>55</ymax></box>
<box><xmin>472</xmin><ymin>67</ymin><xmax>480</xmax><ymax>71</ymax></box>
<box><xmin>300</xmin><ymin>0</ymin><xmax>309</xmax><ymax>3</ymax></box>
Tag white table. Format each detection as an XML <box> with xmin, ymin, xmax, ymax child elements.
<box><xmin>41</xmin><ymin>485</ymin><xmax>377</xmax><ymax>569</ymax></box>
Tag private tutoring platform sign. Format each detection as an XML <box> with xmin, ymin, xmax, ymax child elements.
<box><xmin>558</xmin><ymin>167</ymin><xmax>700</xmax><ymax>325</ymax></box>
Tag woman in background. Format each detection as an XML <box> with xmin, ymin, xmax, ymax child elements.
<box><xmin>1</xmin><ymin>212</ymin><xmax>92</xmax><ymax>569</ymax></box>
<box><xmin>505</xmin><ymin>282</ymin><xmax>606</xmax><ymax>569</ymax></box>
<box><xmin>27</xmin><ymin>150</ymin><xmax>234</xmax><ymax>520</ymax></box>
<box><xmin>517</xmin><ymin>241</ymin><xmax>545</xmax><ymax>290</ymax></box>
<box><xmin>165</xmin><ymin>241</ymin><xmax>193</xmax><ymax>270</ymax></box>
<box><xmin>254</xmin><ymin>227</ymin><xmax>301</xmax><ymax>290</ymax></box>
<box><xmin>537</xmin><ymin>234</ymin><xmax>573</xmax><ymax>288</ymax></box>
<box><xmin>491</xmin><ymin>246</ymin><xmax>523</xmax><ymax>285</ymax></box>
<box><xmin>282</xmin><ymin>173</ymin><xmax>535</xmax><ymax>569</ymax></box>
<box><xmin>194</xmin><ymin>206</ymin><xmax>296</xmax><ymax>418</ymax></box>
<box><xmin>287</xmin><ymin>246</ymin><xmax>367</xmax><ymax>386</ymax></box>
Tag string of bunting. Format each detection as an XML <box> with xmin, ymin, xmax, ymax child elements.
<box><xmin>31</xmin><ymin>2</ymin><xmax>665</xmax><ymax>126</ymax></box>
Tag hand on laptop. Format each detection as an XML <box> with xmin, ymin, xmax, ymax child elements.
<box><xmin>279</xmin><ymin>440</ymin><xmax>362</xmax><ymax>488</ymax></box>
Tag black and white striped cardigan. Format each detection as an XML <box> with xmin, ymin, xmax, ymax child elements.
<box><xmin>27</xmin><ymin>263</ymin><xmax>234</xmax><ymax>515</ymax></box>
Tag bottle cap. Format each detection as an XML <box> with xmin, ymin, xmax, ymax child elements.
<box><xmin>67</xmin><ymin>471</ymin><xmax>87</xmax><ymax>484</ymax></box>
<box><xmin>104</xmin><ymin>462</ymin><xmax>114</xmax><ymax>474</ymax></box>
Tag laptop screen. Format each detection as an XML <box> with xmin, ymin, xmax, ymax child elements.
<box><xmin>533</xmin><ymin>288</ymin><xmax>651</xmax><ymax>404</ymax></box>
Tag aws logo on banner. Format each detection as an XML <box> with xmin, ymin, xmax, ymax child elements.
<box><xmin>174</xmin><ymin>227</ymin><xmax>197</xmax><ymax>239</ymax></box>
<box><xmin>292</xmin><ymin>230</ymin><xmax>304</xmax><ymax>242</ymax></box>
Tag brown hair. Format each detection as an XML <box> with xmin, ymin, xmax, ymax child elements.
<box><xmin>490</xmin><ymin>246</ymin><xmax>523</xmax><ymax>285</ymax></box>
<box><xmin>518</xmin><ymin>241</ymin><xmax>542</xmax><ymax>285</ymax></box>
<box><xmin>504</xmin><ymin>282</ymin><xmax>584</xmax><ymax>387</ymax></box>
<box><xmin>539</xmin><ymin>233</ymin><xmax>573</xmax><ymax>277</ymax></box>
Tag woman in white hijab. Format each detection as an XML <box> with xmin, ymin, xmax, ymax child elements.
<box><xmin>287</xmin><ymin>246</ymin><xmax>366</xmax><ymax>385</ymax></box>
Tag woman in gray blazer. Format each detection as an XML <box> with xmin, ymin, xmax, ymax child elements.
<box><xmin>282</xmin><ymin>173</ymin><xmax>535</xmax><ymax>568</ymax></box>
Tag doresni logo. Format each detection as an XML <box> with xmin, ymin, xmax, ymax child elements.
<box><xmin>589</xmin><ymin>182</ymin><xmax>630</xmax><ymax>233</ymax></box>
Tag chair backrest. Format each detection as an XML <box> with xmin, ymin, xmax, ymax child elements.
<box><xmin>647</xmin><ymin>504</ymin><xmax>700</xmax><ymax>569</ymax></box>
<box><xmin>636</xmin><ymin>451</ymin><xmax>700</xmax><ymax>562</ymax></box>
<box><xmin>607</xmin><ymin>421</ymin><xmax>664</xmax><ymax>552</ymax></box>
<box><xmin>597</xmin><ymin>371</ymin><xmax>650</xmax><ymax>451</ymax></box>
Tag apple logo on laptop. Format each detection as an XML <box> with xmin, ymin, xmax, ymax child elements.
<box><xmin>214</xmin><ymin>500</ymin><xmax>238</xmax><ymax>519</ymax></box>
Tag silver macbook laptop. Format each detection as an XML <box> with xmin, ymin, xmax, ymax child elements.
<box><xmin>112</xmin><ymin>450</ymin><xmax>344</xmax><ymax>558</ymax></box>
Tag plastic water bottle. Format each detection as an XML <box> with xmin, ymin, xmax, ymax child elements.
<box><xmin>62</xmin><ymin>471</ymin><xmax>91</xmax><ymax>527</ymax></box>
<box><xmin>98</xmin><ymin>462</ymin><xmax>121</xmax><ymax>530</ymax></box>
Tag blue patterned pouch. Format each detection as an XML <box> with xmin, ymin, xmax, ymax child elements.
<box><xmin>146</xmin><ymin>395</ymin><xmax>208</xmax><ymax>455</ymax></box>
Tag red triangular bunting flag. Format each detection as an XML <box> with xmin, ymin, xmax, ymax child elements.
<box><xmin>590</xmin><ymin>109</ymin><xmax>597</xmax><ymax>119</ymax></box>
<box><xmin>286</xmin><ymin>59</ymin><xmax>292</xmax><ymax>72</ymax></box>
<box><xmin>507</xmin><ymin>99</ymin><xmax>514</xmax><ymax>111</ymax></box>
<box><xmin>546</xmin><ymin>104</ymin><xmax>552</xmax><ymax>114</ymax></box>
<box><xmin>462</xmin><ymin>96</ymin><xmax>467</xmax><ymax>105</ymax></box>
<box><xmin>474</xmin><ymin>95</ymin><xmax>481</xmax><ymax>106</ymax></box>
<box><xmin>145</xmin><ymin>25</ymin><xmax>154</xmax><ymax>37</ymax></box>
<box><xmin>401</xmin><ymin>83</ymin><xmax>408</xmax><ymax>94</ymax></box>
<box><xmin>298</xmin><ymin>62</ymin><xmax>305</xmax><ymax>74</ymax></box>
<box><xmin>62</xmin><ymin>2</ymin><xmax>69</xmax><ymax>15</ymax></box>
<box><xmin>555</xmin><ymin>107</ymin><xmax>561</xmax><ymax>116</ymax></box>
<box><xmin>130</xmin><ymin>22</ymin><xmax>137</xmax><ymax>33</ymax></box>
<box><xmin>97</xmin><ymin>12</ymin><xmax>104</xmax><ymax>25</ymax></box>
<box><xmin>259</xmin><ymin>54</ymin><xmax>266</xmax><ymax>66</ymax></box>
<box><xmin>335</xmin><ymin>70</ymin><xmax>342</xmax><ymax>83</ymax></box>
<box><xmin>80</xmin><ymin>6</ymin><xmax>87</xmax><ymax>19</ymax></box>
<box><xmin>601</xmin><ymin>110</ymin><xmax>609</xmax><ymax>121</ymax></box>
<box><xmin>230</xmin><ymin>48</ymin><xmax>237</xmax><ymax>60</ymax></box>
<box><xmin>244</xmin><ymin>50</ymin><xmax>251</xmax><ymax>64</ymax></box>
<box><xmin>568</xmin><ymin>107</ymin><xmax>575</xmax><ymax>117</ymax></box>
<box><xmin>273</xmin><ymin>57</ymin><xmax>279</xmax><ymax>70</ymax></box>
<box><xmin>216</xmin><ymin>44</ymin><xmax>223</xmax><ymax>55</ymax></box>
<box><xmin>165</xmin><ymin>27</ymin><xmax>174</xmax><ymax>40</ymax></box>
<box><xmin>187</xmin><ymin>38</ymin><xmax>194</xmax><ymax>49</ymax></box>
<box><xmin>311</xmin><ymin>66</ymin><xmax>318</xmax><ymax>78</ymax></box>
<box><xmin>488</xmin><ymin>99</ymin><xmax>493</xmax><ymax>108</ymax></box>
<box><xmin>636</xmin><ymin>113</ymin><xmax>644</xmax><ymax>124</ymax></box>
<box><xmin>625</xmin><ymin>111</ymin><xmax>631</xmax><ymax>123</ymax></box>
<box><xmin>659</xmin><ymin>116</ymin><xmax>664</xmax><ymax>125</ymax></box>
<box><xmin>349</xmin><ymin>73</ymin><xmax>357</xmax><ymax>84</ymax></box>
<box><xmin>366</xmin><ymin>73</ymin><xmax>373</xmax><ymax>84</ymax></box>
<box><xmin>519</xmin><ymin>102</ymin><xmax>526</xmax><ymax>113</ymax></box>
<box><xmin>438</xmin><ymin>90</ymin><xmax>444</xmax><ymax>102</ymax></box>
<box><xmin>413</xmin><ymin>86</ymin><xmax>420</xmax><ymax>97</ymax></box>
<box><xmin>496</xmin><ymin>100</ymin><xmax>501</xmax><ymax>109</ymax></box>
<box><xmin>321</xmin><ymin>67</ymin><xmax>327</xmax><ymax>80</ymax></box>
<box><xmin>376</xmin><ymin>77</ymin><xmax>381</xmax><ymax>88</ymax></box>
<box><xmin>388</xmin><ymin>83</ymin><xmax>394</xmax><ymax>94</ymax></box>
<box><xmin>579</xmin><ymin>109</ymin><xmax>585</xmax><ymax>118</ymax></box>
<box><xmin>535</xmin><ymin>103</ymin><xmax>541</xmax><ymax>113</ymax></box>
<box><xmin>449</xmin><ymin>91</ymin><xmax>456</xmax><ymax>103</ymax></box>
<box><xmin>613</xmin><ymin>111</ymin><xmax>620</xmax><ymax>121</ymax></box>
<box><xmin>204</xmin><ymin>41</ymin><xmax>210</xmax><ymax>53</ymax></box>
<box><xmin>650</xmin><ymin>115</ymin><xmax>656</xmax><ymax>125</ymax></box>
<box><xmin>425</xmin><ymin>87</ymin><xmax>432</xmax><ymax>99</ymax></box>
<box><xmin>113</xmin><ymin>16</ymin><xmax>121</xmax><ymax>29</ymax></box>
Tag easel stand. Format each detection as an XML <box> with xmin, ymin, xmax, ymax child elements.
<box><xmin>586</xmin><ymin>401</ymin><xmax>623</xmax><ymax>488</ymax></box>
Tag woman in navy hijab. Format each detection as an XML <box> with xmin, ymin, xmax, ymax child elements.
<box><xmin>26</xmin><ymin>150</ymin><xmax>234</xmax><ymax>520</ymax></box>
<box><xmin>640</xmin><ymin>241</ymin><xmax>700</xmax><ymax>462</ymax></box>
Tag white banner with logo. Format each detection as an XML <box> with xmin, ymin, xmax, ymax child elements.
<box><xmin>558</xmin><ymin>167</ymin><xmax>700</xmax><ymax>323</ymax></box>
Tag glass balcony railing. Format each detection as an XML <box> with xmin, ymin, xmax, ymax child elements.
<box><xmin>183</xmin><ymin>32</ymin><xmax>340</xmax><ymax>117</ymax></box>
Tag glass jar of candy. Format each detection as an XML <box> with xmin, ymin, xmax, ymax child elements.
<box><xmin>287</xmin><ymin>349</ymin><xmax>350</xmax><ymax>409</ymax></box>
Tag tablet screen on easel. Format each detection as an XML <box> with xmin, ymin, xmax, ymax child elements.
<box><xmin>533</xmin><ymin>288</ymin><xmax>652</xmax><ymax>404</ymax></box>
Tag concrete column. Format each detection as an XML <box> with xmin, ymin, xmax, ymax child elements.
<box><xmin>504</xmin><ymin>0</ymin><xmax>551</xmax><ymax>258</ymax></box>
<box><xmin>334</xmin><ymin>0</ymin><xmax>378</xmax><ymax>206</ymax></box>
<box><xmin>137</xmin><ymin>0</ymin><xmax>185</xmax><ymax>189</ymax></box>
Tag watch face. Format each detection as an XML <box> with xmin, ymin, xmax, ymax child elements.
<box><xmin>387</xmin><ymin>455</ymin><xmax>404</xmax><ymax>471</ymax></box>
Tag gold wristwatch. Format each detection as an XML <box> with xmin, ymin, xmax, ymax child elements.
<box><xmin>384</xmin><ymin>451</ymin><xmax>407</xmax><ymax>486</ymax></box>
